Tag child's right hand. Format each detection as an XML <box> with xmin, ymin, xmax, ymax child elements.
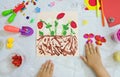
<box><xmin>80</xmin><ymin>42</ymin><xmax>104</xmax><ymax>70</ymax></box>
<box><xmin>81</xmin><ymin>43</ymin><xmax>110</xmax><ymax>77</ymax></box>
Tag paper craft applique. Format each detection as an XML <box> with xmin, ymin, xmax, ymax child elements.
<box><xmin>95</xmin><ymin>35</ymin><xmax>106</xmax><ymax>45</ymax></box>
<box><xmin>83</xmin><ymin>33</ymin><xmax>94</xmax><ymax>43</ymax></box>
<box><xmin>36</xmin><ymin>12</ymin><xmax>78</xmax><ymax>56</ymax></box>
<box><xmin>84</xmin><ymin>0</ymin><xmax>100</xmax><ymax>10</ymax></box>
<box><xmin>83</xmin><ymin>33</ymin><xmax>106</xmax><ymax>46</ymax></box>
<box><xmin>102</xmin><ymin>0</ymin><xmax>120</xmax><ymax>27</ymax></box>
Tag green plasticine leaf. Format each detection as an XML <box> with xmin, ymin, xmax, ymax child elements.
<box><xmin>39</xmin><ymin>31</ymin><xmax>44</xmax><ymax>36</ymax></box>
<box><xmin>50</xmin><ymin>31</ymin><xmax>55</xmax><ymax>36</ymax></box>
<box><xmin>62</xmin><ymin>31</ymin><xmax>67</xmax><ymax>36</ymax></box>
<box><xmin>55</xmin><ymin>20</ymin><xmax>58</xmax><ymax>27</ymax></box>
<box><xmin>46</xmin><ymin>23</ymin><xmax>52</xmax><ymax>28</ymax></box>
<box><xmin>2</xmin><ymin>9</ymin><xmax>13</xmax><ymax>16</ymax></box>
<box><xmin>63</xmin><ymin>25</ymin><xmax>69</xmax><ymax>30</ymax></box>
<box><xmin>8</xmin><ymin>12</ymin><xmax>16</xmax><ymax>23</ymax></box>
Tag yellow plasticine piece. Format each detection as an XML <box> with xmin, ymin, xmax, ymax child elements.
<box><xmin>113</xmin><ymin>51</ymin><xmax>120</xmax><ymax>62</ymax></box>
<box><xmin>7</xmin><ymin>38</ymin><xmax>14</xmax><ymax>43</ymax></box>
<box><xmin>6</xmin><ymin>43</ymin><xmax>13</xmax><ymax>49</ymax></box>
<box><xmin>84</xmin><ymin>0</ymin><xmax>100</xmax><ymax>10</ymax></box>
<box><xmin>82</xmin><ymin>20</ymin><xmax>88</xmax><ymax>25</ymax></box>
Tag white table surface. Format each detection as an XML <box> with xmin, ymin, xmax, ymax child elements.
<box><xmin>0</xmin><ymin>0</ymin><xmax>120</xmax><ymax>77</ymax></box>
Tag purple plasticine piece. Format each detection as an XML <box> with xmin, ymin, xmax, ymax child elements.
<box><xmin>20</xmin><ymin>26</ymin><xmax>34</xmax><ymax>36</ymax></box>
<box><xmin>117</xmin><ymin>29</ymin><xmax>120</xmax><ymax>40</ymax></box>
<box><xmin>83</xmin><ymin>34</ymin><xmax>88</xmax><ymax>38</ymax></box>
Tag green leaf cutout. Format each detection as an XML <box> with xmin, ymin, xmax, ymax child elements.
<box><xmin>46</xmin><ymin>23</ymin><xmax>52</xmax><ymax>28</ymax></box>
<box><xmin>39</xmin><ymin>31</ymin><xmax>44</xmax><ymax>36</ymax></box>
<box><xmin>51</xmin><ymin>31</ymin><xmax>55</xmax><ymax>36</ymax></box>
<box><xmin>62</xmin><ymin>31</ymin><xmax>67</xmax><ymax>36</ymax></box>
<box><xmin>63</xmin><ymin>25</ymin><xmax>69</xmax><ymax>30</ymax></box>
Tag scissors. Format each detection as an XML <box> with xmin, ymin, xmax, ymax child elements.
<box><xmin>2</xmin><ymin>3</ymin><xmax>25</xmax><ymax>23</ymax></box>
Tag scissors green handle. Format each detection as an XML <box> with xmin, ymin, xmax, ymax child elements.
<box><xmin>2</xmin><ymin>9</ymin><xmax>16</xmax><ymax>23</ymax></box>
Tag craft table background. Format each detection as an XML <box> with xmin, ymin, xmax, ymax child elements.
<box><xmin>0</xmin><ymin>0</ymin><xmax>120</xmax><ymax>77</ymax></box>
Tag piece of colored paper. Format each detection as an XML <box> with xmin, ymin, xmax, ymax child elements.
<box><xmin>36</xmin><ymin>12</ymin><xmax>79</xmax><ymax>56</ymax></box>
<box><xmin>84</xmin><ymin>0</ymin><xmax>100</xmax><ymax>10</ymax></box>
<box><xmin>102</xmin><ymin>0</ymin><xmax>120</xmax><ymax>27</ymax></box>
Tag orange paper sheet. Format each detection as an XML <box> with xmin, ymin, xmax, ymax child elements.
<box><xmin>102</xmin><ymin>0</ymin><xmax>120</xmax><ymax>27</ymax></box>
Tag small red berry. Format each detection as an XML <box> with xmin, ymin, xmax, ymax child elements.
<box><xmin>70</xmin><ymin>21</ymin><xmax>77</xmax><ymax>28</ymax></box>
<box><xmin>56</xmin><ymin>13</ymin><xmax>65</xmax><ymax>20</ymax></box>
<box><xmin>37</xmin><ymin>21</ymin><xmax>43</xmax><ymax>29</ymax></box>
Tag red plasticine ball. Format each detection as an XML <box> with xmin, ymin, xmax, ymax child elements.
<box><xmin>37</xmin><ymin>21</ymin><xmax>43</xmax><ymax>29</ymax></box>
<box><xmin>11</xmin><ymin>54</ymin><xmax>22</xmax><ymax>67</ymax></box>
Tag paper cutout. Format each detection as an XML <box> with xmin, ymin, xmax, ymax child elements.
<box><xmin>83</xmin><ymin>33</ymin><xmax>94</xmax><ymax>43</ymax></box>
<box><xmin>48</xmin><ymin>0</ymin><xmax>63</xmax><ymax>7</ymax></box>
<box><xmin>83</xmin><ymin>33</ymin><xmax>106</xmax><ymax>46</ymax></box>
<box><xmin>36</xmin><ymin>12</ymin><xmax>78</xmax><ymax>56</ymax></box>
<box><xmin>48</xmin><ymin>1</ymin><xmax>55</xmax><ymax>7</ymax></box>
<box><xmin>95</xmin><ymin>35</ymin><xmax>106</xmax><ymax>45</ymax></box>
<box><xmin>84</xmin><ymin>0</ymin><xmax>100</xmax><ymax>10</ymax></box>
<box><xmin>102</xmin><ymin>0</ymin><xmax>120</xmax><ymax>27</ymax></box>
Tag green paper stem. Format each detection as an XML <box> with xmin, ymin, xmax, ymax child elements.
<box><xmin>70</xmin><ymin>28</ymin><xmax>75</xmax><ymax>35</ymax></box>
<box><xmin>54</xmin><ymin>20</ymin><xmax>58</xmax><ymax>35</ymax></box>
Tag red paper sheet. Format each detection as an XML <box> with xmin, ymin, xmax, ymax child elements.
<box><xmin>102</xmin><ymin>0</ymin><xmax>120</xmax><ymax>27</ymax></box>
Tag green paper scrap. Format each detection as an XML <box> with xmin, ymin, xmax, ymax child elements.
<box><xmin>30</xmin><ymin>18</ymin><xmax>35</xmax><ymax>23</ymax></box>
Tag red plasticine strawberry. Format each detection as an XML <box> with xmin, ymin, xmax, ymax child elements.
<box><xmin>56</xmin><ymin>13</ymin><xmax>65</xmax><ymax>20</ymax></box>
<box><xmin>37</xmin><ymin>21</ymin><xmax>43</xmax><ymax>29</ymax></box>
<box><xmin>70</xmin><ymin>21</ymin><xmax>77</xmax><ymax>28</ymax></box>
<box><xmin>11</xmin><ymin>54</ymin><xmax>22</xmax><ymax>67</ymax></box>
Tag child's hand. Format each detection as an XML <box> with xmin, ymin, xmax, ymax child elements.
<box><xmin>37</xmin><ymin>60</ymin><xmax>54</xmax><ymax>77</ymax></box>
<box><xmin>80</xmin><ymin>42</ymin><xmax>103</xmax><ymax>70</ymax></box>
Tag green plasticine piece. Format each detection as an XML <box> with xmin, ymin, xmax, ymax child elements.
<box><xmin>30</xmin><ymin>18</ymin><xmax>35</xmax><ymax>23</ymax></box>
<box><xmin>39</xmin><ymin>31</ymin><xmax>44</xmax><ymax>36</ymax></box>
<box><xmin>8</xmin><ymin>12</ymin><xmax>16</xmax><ymax>23</ymax></box>
<box><xmin>46</xmin><ymin>24</ymin><xmax>52</xmax><ymax>28</ymax></box>
<box><xmin>62</xmin><ymin>30</ymin><xmax>67</xmax><ymax>36</ymax></box>
<box><xmin>50</xmin><ymin>31</ymin><xmax>55</xmax><ymax>36</ymax></box>
<box><xmin>2</xmin><ymin>9</ymin><xmax>13</xmax><ymax>16</ymax></box>
<box><xmin>55</xmin><ymin>20</ymin><xmax>58</xmax><ymax>27</ymax></box>
<box><xmin>63</xmin><ymin>25</ymin><xmax>69</xmax><ymax>30</ymax></box>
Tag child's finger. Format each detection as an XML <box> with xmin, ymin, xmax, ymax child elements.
<box><xmin>46</xmin><ymin>60</ymin><xmax>51</xmax><ymax>73</ymax></box>
<box><xmin>85</xmin><ymin>44</ymin><xmax>90</xmax><ymax>56</ymax></box>
<box><xmin>43</xmin><ymin>61</ymin><xmax>49</xmax><ymax>72</ymax></box>
<box><xmin>96</xmin><ymin>46</ymin><xmax>100</xmax><ymax>56</ymax></box>
<box><xmin>80</xmin><ymin>56</ymin><xmax>87</xmax><ymax>64</ymax></box>
<box><xmin>49</xmin><ymin>62</ymin><xmax>54</xmax><ymax>74</ymax></box>
<box><xmin>88</xmin><ymin>42</ymin><xmax>94</xmax><ymax>54</ymax></box>
<box><xmin>91</xmin><ymin>43</ymin><xmax>96</xmax><ymax>54</ymax></box>
<box><xmin>38</xmin><ymin>63</ymin><xmax>45</xmax><ymax>74</ymax></box>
